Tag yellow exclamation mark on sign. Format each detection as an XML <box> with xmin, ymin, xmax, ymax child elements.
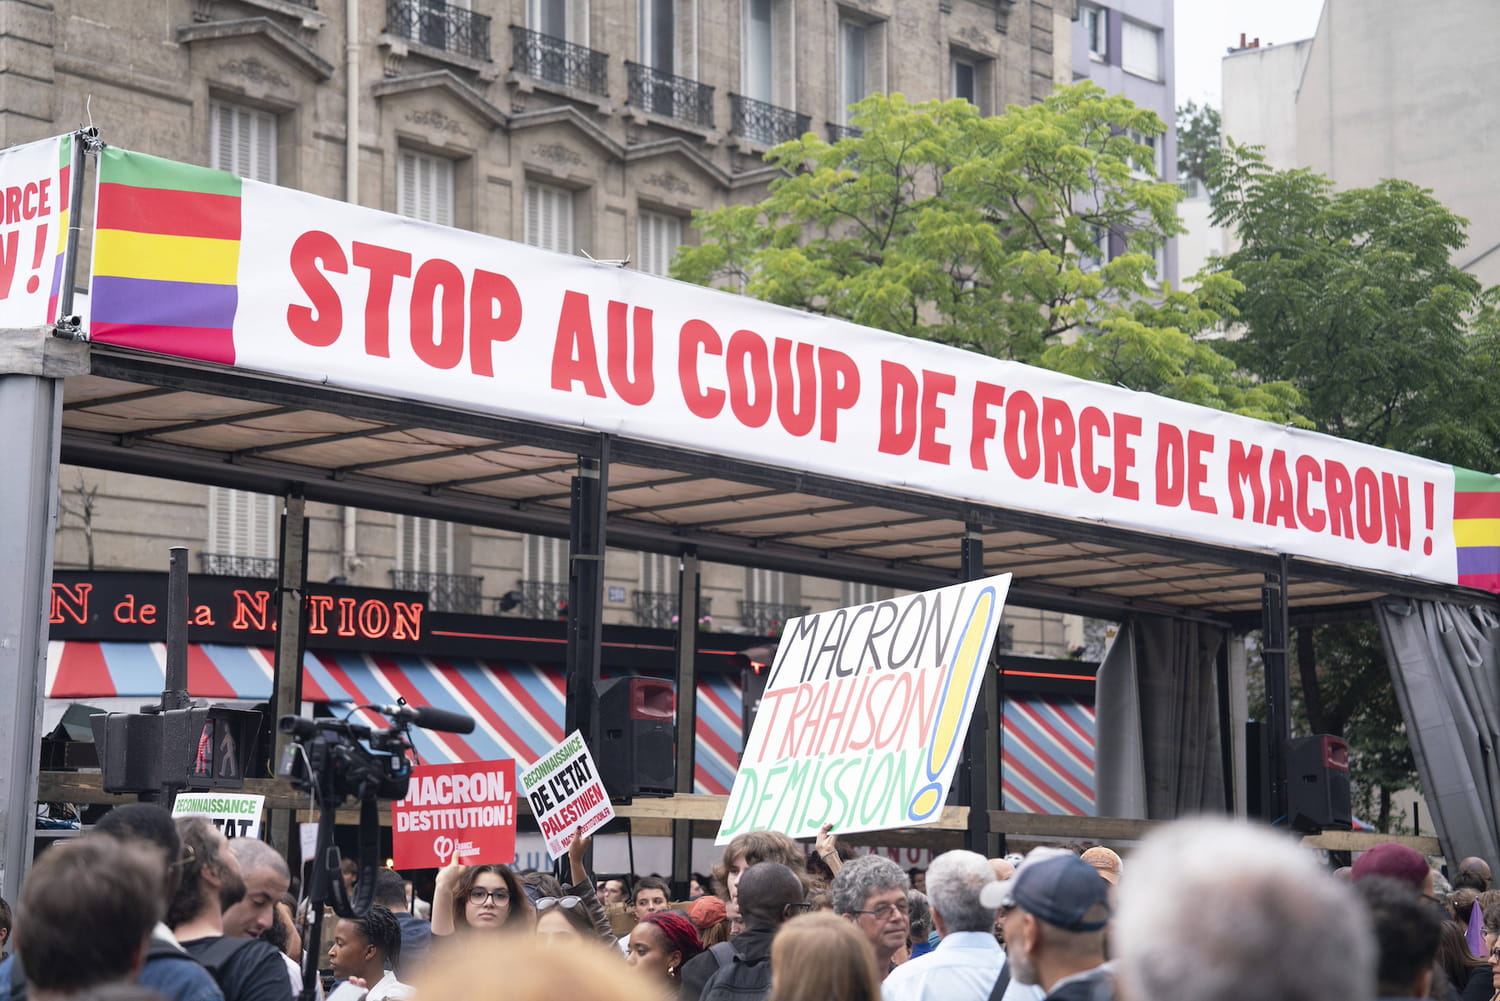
<box><xmin>907</xmin><ymin>587</ymin><xmax>995</xmax><ymax>822</ymax></box>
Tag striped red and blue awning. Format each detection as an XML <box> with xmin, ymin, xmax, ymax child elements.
<box><xmin>46</xmin><ymin>641</ymin><xmax>745</xmax><ymax>787</ymax></box>
<box><xmin>1002</xmin><ymin>694</ymin><xmax>1096</xmax><ymax>816</ymax></box>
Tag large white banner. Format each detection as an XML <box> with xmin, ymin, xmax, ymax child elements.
<box><xmin>0</xmin><ymin>135</ymin><xmax>68</xmax><ymax>328</ymax></box>
<box><xmin>88</xmin><ymin>149</ymin><xmax>1479</xmax><ymax>592</ymax></box>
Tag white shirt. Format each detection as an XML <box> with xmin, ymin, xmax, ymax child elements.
<box><xmin>366</xmin><ymin>971</ymin><xmax>414</xmax><ymax>1001</ymax></box>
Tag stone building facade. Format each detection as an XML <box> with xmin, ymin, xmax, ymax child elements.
<box><xmin>11</xmin><ymin>0</ymin><xmax>1075</xmax><ymax>652</ymax></box>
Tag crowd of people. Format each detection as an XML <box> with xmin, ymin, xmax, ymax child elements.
<box><xmin>1</xmin><ymin>809</ymin><xmax>1496</xmax><ymax>1001</ymax></box>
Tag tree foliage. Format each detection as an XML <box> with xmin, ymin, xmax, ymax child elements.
<box><xmin>1211</xmin><ymin>141</ymin><xmax>1500</xmax><ymax>825</ymax></box>
<box><xmin>1210</xmin><ymin>140</ymin><xmax>1500</xmax><ymax>468</ymax></box>
<box><xmin>673</xmin><ymin>86</ymin><xmax>1301</xmax><ymax>420</ymax></box>
<box><xmin>1175</xmin><ymin>100</ymin><xmax>1221</xmax><ymax>188</ymax></box>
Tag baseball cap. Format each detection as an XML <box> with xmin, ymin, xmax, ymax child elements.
<box><xmin>1080</xmin><ymin>846</ymin><xmax>1122</xmax><ymax>885</ymax></box>
<box><xmin>1351</xmin><ymin>842</ymin><xmax>1429</xmax><ymax>889</ymax></box>
<box><xmin>991</xmin><ymin>854</ymin><xmax>1112</xmax><ymax>932</ymax></box>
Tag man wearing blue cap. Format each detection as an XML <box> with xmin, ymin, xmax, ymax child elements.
<box><xmin>995</xmin><ymin>854</ymin><xmax>1113</xmax><ymax>1001</ymax></box>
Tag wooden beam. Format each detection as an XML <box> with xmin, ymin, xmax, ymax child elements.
<box><xmin>38</xmin><ymin>774</ymin><xmax>1442</xmax><ymax>858</ymax></box>
<box><xmin>1301</xmin><ymin>830</ymin><xmax>1442</xmax><ymax>855</ymax></box>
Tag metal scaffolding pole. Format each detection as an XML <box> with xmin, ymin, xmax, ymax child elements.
<box><xmin>0</xmin><ymin>327</ymin><xmax>89</xmax><ymax>896</ymax></box>
<box><xmin>960</xmin><ymin>524</ymin><xmax>1001</xmax><ymax>858</ymax></box>
<box><xmin>671</xmin><ymin>549</ymin><xmax>700</xmax><ymax>896</ymax></box>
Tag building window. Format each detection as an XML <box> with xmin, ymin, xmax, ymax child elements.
<box><xmin>1127</xmin><ymin>130</ymin><xmax>1164</xmax><ymax>178</ymax></box>
<box><xmin>841</xmin><ymin>581</ymin><xmax>879</xmax><ymax>607</ymax></box>
<box><xmin>396</xmin><ymin>515</ymin><xmax>453</xmax><ymax>574</ymax></box>
<box><xmin>641</xmin><ymin>0</ymin><xmax>675</xmax><ymax>73</ymax></box>
<box><xmin>742</xmin><ymin>0</ymin><xmax>794</xmax><ymax>107</ymax></box>
<box><xmin>210</xmin><ymin>101</ymin><xmax>277</xmax><ymax>183</ymax></box>
<box><xmin>1081</xmin><ymin>4</ymin><xmax>1107</xmax><ymax>62</ymax></box>
<box><xmin>207</xmin><ymin>488</ymin><xmax>279</xmax><ymax>562</ymax></box>
<box><xmin>950</xmin><ymin>50</ymin><xmax>992</xmax><ymax>115</ymax></box>
<box><xmin>526</xmin><ymin>181</ymin><xmax>575</xmax><ymax>254</ymax></box>
<box><xmin>840</xmin><ymin>20</ymin><xmax>867</xmax><ymax>122</ymax></box>
<box><xmin>838</xmin><ymin>16</ymin><xmax>885</xmax><ymax>125</ymax></box>
<box><xmin>638</xmin><ymin>210</ymin><xmax>683</xmax><ymax>276</ymax></box>
<box><xmin>953</xmin><ymin>59</ymin><xmax>976</xmax><ymax>104</ymax></box>
<box><xmin>1121</xmin><ymin>20</ymin><xmax>1161</xmax><ymax>81</ymax></box>
<box><xmin>530</xmin><ymin>0</ymin><xmax>588</xmax><ymax>43</ymax></box>
<box><xmin>525</xmin><ymin>534</ymin><xmax>569</xmax><ymax>586</ymax></box>
<box><xmin>1080</xmin><ymin>223</ymin><xmax>1106</xmax><ymax>272</ymax></box>
<box><xmin>397</xmin><ymin>149</ymin><xmax>454</xmax><ymax>226</ymax></box>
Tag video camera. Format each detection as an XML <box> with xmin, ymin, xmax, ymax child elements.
<box><xmin>278</xmin><ymin>701</ymin><xmax>475</xmax><ymax>1001</ymax></box>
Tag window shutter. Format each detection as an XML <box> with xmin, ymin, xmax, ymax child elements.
<box><xmin>397</xmin><ymin>150</ymin><xmax>455</xmax><ymax>226</ymax></box>
<box><xmin>526</xmin><ymin>183</ymin><xmax>574</xmax><ymax>254</ymax></box>
<box><xmin>397</xmin><ymin>516</ymin><xmax>454</xmax><ymax>573</ymax></box>
<box><xmin>638</xmin><ymin>211</ymin><xmax>682</xmax><ymax>276</ymax></box>
<box><xmin>640</xmin><ymin>552</ymin><xmax>676</xmax><ymax>593</ymax></box>
<box><xmin>1122</xmin><ymin>21</ymin><xmax>1160</xmax><ymax>80</ymax></box>
<box><xmin>210</xmin><ymin>101</ymin><xmax>277</xmax><ymax>183</ymax></box>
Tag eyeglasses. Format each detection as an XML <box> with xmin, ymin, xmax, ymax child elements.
<box><xmin>852</xmin><ymin>901</ymin><xmax>910</xmax><ymax>920</ymax></box>
<box><xmin>169</xmin><ymin>844</ymin><xmax>197</xmax><ymax>870</ymax></box>
<box><xmin>468</xmin><ymin>888</ymin><xmax>511</xmax><ymax>905</ymax></box>
<box><xmin>536</xmin><ymin>896</ymin><xmax>583</xmax><ymax>912</ymax></box>
<box><xmin>781</xmin><ymin>902</ymin><xmax>814</xmax><ymax>916</ymax></box>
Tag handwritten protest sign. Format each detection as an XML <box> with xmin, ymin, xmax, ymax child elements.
<box><xmin>717</xmin><ymin>574</ymin><xmax>1012</xmax><ymax>843</ymax></box>
<box><xmin>519</xmin><ymin>731</ymin><xmax>615</xmax><ymax>860</ymax></box>
<box><xmin>0</xmin><ymin>135</ymin><xmax>67</xmax><ymax>328</ymax></box>
<box><xmin>392</xmin><ymin>761</ymin><xmax>516</xmax><ymax>868</ymax></box>
<box><xmin>171</xmin><ymin>791</ymin><xmax>265</xmax><ymax>838</ymax></box>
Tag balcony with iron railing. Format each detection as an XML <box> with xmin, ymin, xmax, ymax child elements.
<box><xmin>501</xmin><ymin>578</ymin><xmax>570</xmax><ymax>618</ymax></box>
<box><xmin>387</xmin><ymin>0</ymin><xmax>491</xmax><ymax>62</ymax></box>
<box><xmin>201</xmin><ymin>553</ymin><xmax>279</xmax><ymax>578</ymax></box>
<box><xmin>738</xmin><ymin>599</ymin><xmax>811</xmax><ymax>635</ymax></box>
<box><xmin>631</xmin><ymin>591</ymin><xmax>714</xmax><ymax>629</ymax></box>
<box><xmin>730</xmin><ymin>95</ymin><xmax>810</xmax><ymax>147</ymax></box>
<box><xmin>388</xmin><ymin>570</ymin><xmax>483</xmax><ymax>614</ymax></box>
<box><xmin>510</xmin><ymin>25</ymin><xmax>608</xmax><ymax>96</ymax></box>
<box><xmin>625</xmin><ymin>62</ymin><xmax>715</xmax><ymax>129</ymax></box>
<box><xmin>827</xmin><ymin>122</ymin><xmax>863</xmax><ymax>142</ymax></box>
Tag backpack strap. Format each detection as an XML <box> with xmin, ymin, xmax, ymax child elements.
<box><xmin>189</xmin><ymin>936</ymin><xmax>254</xmax><ymax>976</ymax></box>
<box><xmin>709</xmin><ymin>942</ymin><xmax>738</xmax><ymax>971</ymax></box>
<box><xmin>989</xmin><ymin>961</ymin><xmax>1012</xmax><ymax>1001</ymax></box>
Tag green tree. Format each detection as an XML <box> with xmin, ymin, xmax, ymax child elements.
<box><xmin>1175</xmin><ymin>100</ymin><xmax>1221</xmax><ymax>188</ymax></box>
<box><xmin>673</xmin><ymin>86</ymin><xmax>1301</xmax><ymax>420</ymax></box>
<box><xmin>1210</xmin><ymin>140</ymin><xmax>1500</xmax><ymax>468</ymax></box>
<box><xmin>1211</xmin><ymin>141</ymin><xmax>1500</xmax><ymax>828</ymax></box>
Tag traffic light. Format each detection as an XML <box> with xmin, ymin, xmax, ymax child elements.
<box><xmin>91</xmin><ymin>705</ymin><xmax>262</xmax><ymax>795</ymax></box>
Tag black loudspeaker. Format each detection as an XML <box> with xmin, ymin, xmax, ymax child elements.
<box><xmin>597</xmin><ymin>678</ymin><xmax>677</xmax><ymax>800</ymax></box>
<box><xmin>1287</xmin><ymin>734</ymin><xmax>1353</xmax><ymax>833</ymax></box>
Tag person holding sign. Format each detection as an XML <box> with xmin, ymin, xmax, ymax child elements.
<box><xmin>430</xmin><ymin>855</ymin><xmax>532</xmax><ymax>936</ymax></box>
<box><xmin>327</xmin><ymin>905</ymin><xmax>412</xmax><ymax>1001</ymax></box>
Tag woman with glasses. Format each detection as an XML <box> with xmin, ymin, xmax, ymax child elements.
<box><xmin>431</xmin><ymin>856</ymin><xmax>533</xmax><ymax>936</ymax></box>
<box><xmin>627</xmin><ymin>910</ymin><xmax>704</xmax><ymax>993</ymax></box>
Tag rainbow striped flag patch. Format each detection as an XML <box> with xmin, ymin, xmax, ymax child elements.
<box><xmin>89</xmin><ymin>146</ymin><xmax>242</xmax><ymax>364</ymax></box>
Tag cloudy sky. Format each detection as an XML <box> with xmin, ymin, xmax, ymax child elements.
<box><xmin>1174</xmin><ymin>1</ymin><xmax>1325</xmax><ymax>108</ymax></box>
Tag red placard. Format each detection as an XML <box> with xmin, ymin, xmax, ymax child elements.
<box><xmin>392</xmin><ymin>761</ymin><xmax>516</xmax><ymax>868</ymax></box>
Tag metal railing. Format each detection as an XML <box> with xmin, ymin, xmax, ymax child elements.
<box><xmin>827</xmin><ymin>122</ymin><xmax>863</xmax><ymax>142</ymax></box>
<box><xmin>388</xmin><ymin>570</ymin><xmax>483</xmax><ymax>613</ymax></box>
<box><xmin>387</xmin><ymin>0</ymin><xmax>491</xmax><ymax>61</ymax></box>
<box><xmin>632</xmin><ymin>590</ymin><xmax>714</xmax><ymax>629</ymax></box>
<box><xmin>201</xmin><ymin>553</ymin><xmax>278</xmax><ymax>578</ymax></box>
<box><xmin>514</xmin><ymin>578</ymin><xmax>569</xmax><ymax>618</ymax></box>
<box><xmin>626</xmin><ymin>62</ymin><xmax>715</xmax><ymax>128</ymax></box>
<box><xmin>510</xmin><ymin>25</ymin><xmax>608</xmax><ymax>95</ymax></box>
<box><xmin>738</xmin><ymin>599</ymin><xmax>811</xmax><ymax>635</ymax></box>
<box><xmin>730</xmin><ymin>94</ymin><xmax>810</xmax><ymax>146</ymax></box>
